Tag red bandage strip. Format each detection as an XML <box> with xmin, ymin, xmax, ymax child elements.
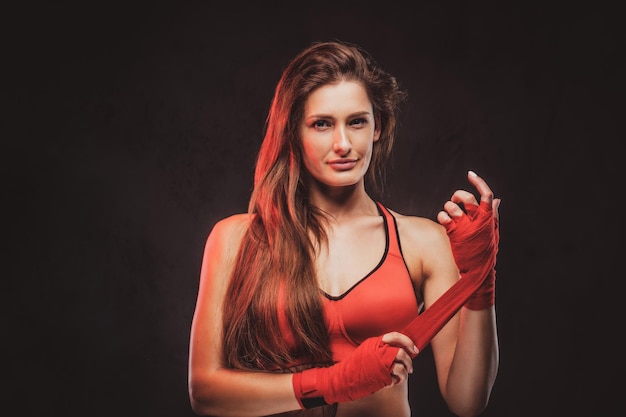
<box><xmin>402</xmin><ymin>201</ymin><xmax>498</xmax><ymax>350</ymax></box>
<box><xmin>293</xmin><ymin>335</ymin><xmax>396</xmax><ymax>407</ymax></box>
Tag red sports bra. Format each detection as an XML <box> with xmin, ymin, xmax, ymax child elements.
<box><xmin>276</xmin><ymin>202</ymin><xmax>419</xmax><ymax>365</ymax></box>
<box><xmin>276</xmin><ymin>200</ymin><xmax>497</xmax><ymax>368</ymax></box>
<box><xmin>321</xmin><ymin>202</ymin><xmax>419</xmax><ymax>362</ymax></box>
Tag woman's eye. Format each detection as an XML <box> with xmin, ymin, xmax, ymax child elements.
<box><xmin>350</xmin><ymin>118</ymin><xmax>366</xmax><ymax>127</ymax></box>
<box><xmin>313</xmin><ymin>120</ymin><xmax>330</xmax><ymax>129</ymax></box>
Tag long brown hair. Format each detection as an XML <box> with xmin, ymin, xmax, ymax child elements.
<box><xmin>222</xmin><ymin>40</ymin><xmax>407</xmax><ymax>370</ymax></box>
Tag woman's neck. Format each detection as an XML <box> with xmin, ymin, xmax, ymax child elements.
<box><xmin>308</xmin><ymin>181</ymin><xmax>377</xmax><ymax>221</ymax></box>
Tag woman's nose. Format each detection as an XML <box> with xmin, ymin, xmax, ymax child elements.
<box><xmin>333</xmin><ymin>127</ymin><xmax>351</xmax><ymax>155</ymax></box>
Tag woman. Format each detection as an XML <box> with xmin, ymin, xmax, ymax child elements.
<box><xmin>188</xmin><ymin>40</ymin><xmax>500</xmax><ymax>417</ymax></box>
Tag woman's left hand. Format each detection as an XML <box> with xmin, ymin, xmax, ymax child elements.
<box><xmin>437</xmin><ymin>170</ymin><xmax>500</xmax><ymax>227</ymax></box>
<box><xmin>436</xmin><ymin>171</ymin><xmax>500</xmax><ymax>272</ymax></box>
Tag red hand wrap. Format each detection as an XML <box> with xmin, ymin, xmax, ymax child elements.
<box><xmin>292</xmin><ymin>335</ymin><xmax>397</xmax><ymax>408</ymax></box>
<box><xmin>446</xmin><ymin>201</ymin><xmax>498</xmax><ymax>273</ymax></box>
<box><xmin>450</xmin><ymin>201</ymin><xmax>498</xmax><ymax>310</ymax></box>
<box><xmin>465</xmin><ymin>268</ymin><xmax>496</xmax><ymax>310</ymax></box>
<box><xmin>400</xmin><ymin>200</ymin><xmax>499</xmax><ymax>350</ymax></box>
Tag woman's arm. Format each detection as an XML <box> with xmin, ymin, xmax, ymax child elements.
<box><xmin>398</xmin><ymin>172</ymin><xmax>500</xmax><ymax>417</ymax></box>
<box><xmin>188</xmin><ymin>215</ymin><xmax>302</xmax><ymax>417</ymax></box>
<box><xmin>407</xmin><ymin>220</ymin><xmax>498</xmax><ymax>417</ymax></box>
<box><xmin>432</xmin><ymin>172</ymin><xmax>500</xmax><ymax>417</ymax></box>
<box><xmin>441</xmin><ymin>306</ymin><xmax>498</xmax><ymax>417</ymax></box>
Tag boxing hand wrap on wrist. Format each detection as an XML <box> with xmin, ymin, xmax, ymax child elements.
<box><xmin>292</xmin><ymin>367</ymin><xmax>331</xmax><ymax>409</ymax></box>
<box><xmin>292</xmin><ymin>336</ymin><xmax>397</xmax><ymax>408</ymax></box>
<box><xmin>446</xmin><ymin>201</ymin><xmax>498</xmax><ymax>272</ymax></box>
<box><xmin>464</xmin><ymin>268</ymin><xmax>496</xmax><ymax>310</ymax></box>
<box><xmin>447</xmin><ymin>201</ymin><xmax>499</xmax><ymax>310</ymax></box>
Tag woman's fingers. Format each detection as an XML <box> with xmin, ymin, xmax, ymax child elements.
<box><xmin>437</xmin><ymin>210</ymin><xmax>453</xmax><ymax>225</ymax></box>
<box><xmin>466</xmin><ymin>170</ymin><xmax>494</xmax><ymax>206</ymax></box>
<box><xmin>450</xmin><ymin>171</ymin><xmax>493</xmax><ymax>207</ymax></box>
<box><xmin>438</xmin><ymin>198</ymin><xmax>471</xmax><ymax>226</ymax></box>
<box><xmin>381</xmin><ymin>331</ymin><xmax>417</xmax><ymax>384</ymax></box>
<box><xmin>387</xmin><ymin>347</ymin><xmax>413</xmax><ymax>385</ymax></box>
<box><xmin>450</xmin><ymin>189</ymin><xmax>478</xmax><ymax>207</ymax></box>
<box><xmin>381</xmin><ymin>331</ymin><xmax>418</xmax><ymax>356</ymax></box>
<box><xmin>390</xmin><ymin>351</ymin><xmax>413</xmax><ymax>384</ymax></box>
<box><xmin>444</xmin><ymin>200</ymin><xmax>466</xmax><ymax>218</ymax></box>
<box><xmin>438</xmin><ymin>171</ymin><xmax>497</xmax><ymax>227</ymax></box>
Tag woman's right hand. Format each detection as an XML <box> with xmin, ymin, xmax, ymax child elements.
<box><xmin>381</xmin><ymin>331</ymin><xmax>418</xmax><ymax>385</ymax></box>
<box><xmin>293</xmin><ymin>332</ymin><xmax>418</xmax><ymax>407</ymax></box>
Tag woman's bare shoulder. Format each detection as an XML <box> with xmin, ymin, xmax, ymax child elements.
<box><xmin>387</xmin><ymin>207</ymin><xmax>457</xmax><ymax>284</ymax></box>
<box><xmin>387</xmin><ymin>208</ymin><xmax>447</xmax><ymax>245</ymax></box>
<box><xmin>204</xmin><ymin>213</ymin><xmax>252</xmax><ymax>255</ymax></box>
<box><xmin>212</xmin><ymin>213</ymin><xmax>252</xmax><ymax>234</ymax></box>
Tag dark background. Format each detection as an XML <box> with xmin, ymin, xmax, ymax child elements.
<box><xmin>7</xmin><ymin>1</ymin><xmax>623</xmax><ymax>416</ymax></box>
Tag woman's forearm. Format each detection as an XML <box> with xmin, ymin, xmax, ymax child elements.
<box><xmin>189</xmin><ymin>367</ymin><xmax>301</xmax><ymax>417</ymax></box>
<box><xmin>444</xmin><ymin>307</ymin><xmax>499</xmax><ymax>417</ymax></box>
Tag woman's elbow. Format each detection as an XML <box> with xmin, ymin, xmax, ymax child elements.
<box><xmin>448</xmin><ymin>405</ymin><xmax>487</xmax><ymax>417</ymax></box>
<box><xmin>188</xmin><ymin>378</ymin><xmax>222</xmax><ymax>416</ymax></box>
<box><xmin>446</xmin><ymin>392</ymin><xmax>491</xmax><ymax>417</ymax></box>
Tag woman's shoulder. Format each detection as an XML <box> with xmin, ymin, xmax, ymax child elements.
<box><xmin>213</xmin><ymin>212</ymin><xmax>252</xmax><ymax>232</ymax></box>
<box><xmin>205</xmin><ymin>213</ymin><xmax>252</xmax><ymax>249</ymax></box>
<box><xmin>384</xmin><ymin>207</ymin><xmax>451</xmax><ymax>260</ymax></box>
<box><xmin>384</xmin><ymin>206</ymin><xmax>455</xmax><ymax>282</ymax></box>
<box><xmin>386</xmin><ymin>207</ymin><xmax>447</xmax><ymax>243</ymax></box>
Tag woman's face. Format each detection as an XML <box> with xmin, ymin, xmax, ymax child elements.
<box><xmin>299</xmin><ymin>80</ymin><xmax>380</xmax><ymax>189</ymax></box>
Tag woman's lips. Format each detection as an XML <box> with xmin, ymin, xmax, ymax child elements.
<box><xmin>328</xmin><ymin>159</ymin><xmax>358</xmax><ymax>171</ymax></box>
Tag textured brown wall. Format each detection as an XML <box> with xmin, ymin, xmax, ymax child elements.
<box><xmin>7</xmin><ymin>1</ymin><xmax>621</xmax><ymax>416</ymax></box>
